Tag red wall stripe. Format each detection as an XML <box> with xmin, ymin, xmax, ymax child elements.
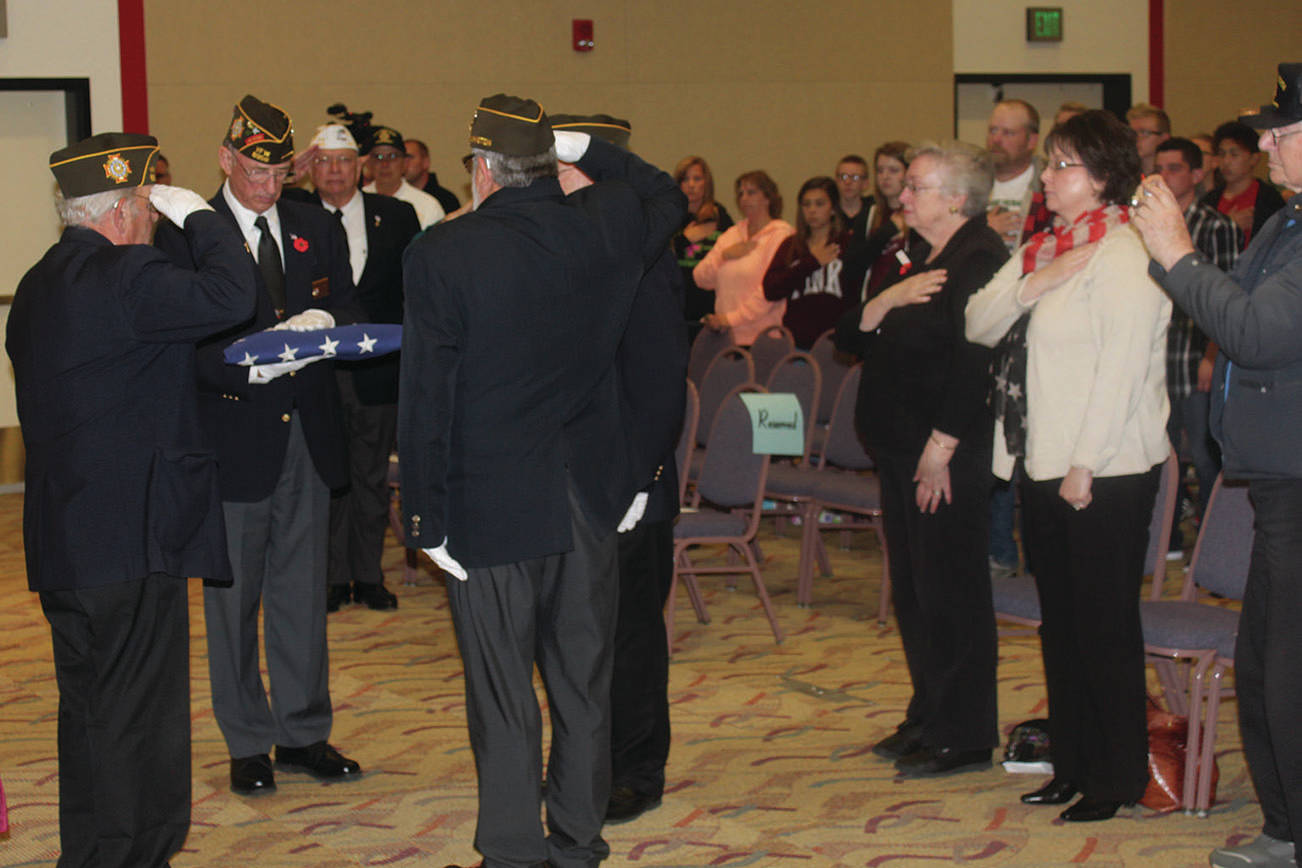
<box><xmin>1149</xmin><ymin>0</ymin><xmax>1164</xmax><ymax>106</ymax></box>
<box><xmin>118</xmin><ymin>0</ymin><xmax>148</xmax><ymax>133</ymax></box>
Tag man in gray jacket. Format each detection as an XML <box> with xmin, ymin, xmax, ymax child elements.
<box><xmin>1134</xmin><ymin>62</ymin><xmax>1302</xmax><ymax>868</ymax></box>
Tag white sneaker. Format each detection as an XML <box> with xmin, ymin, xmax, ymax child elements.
<box><xmin>1210</xmin><ymin>835</ymin><xmax>1297</xmax><ymax>867</ymax></box>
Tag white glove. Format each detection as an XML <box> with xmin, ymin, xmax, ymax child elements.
<box><xmin>148</xmin><ymin>184</ymin><xmax>214</xmax><ymax>226</ymax></box>
<box><xmin>247</xmin><ymin>358</ymin><xmax>313</xmax><ymax>383</ymax></box>
<box><xmin>553</xmin><ymin>130</ymin><xmax>591</xmax><ymax>164</ymax></box>
<box><xmin>272</xmin><ymin>309</ymin><xmax>335</xmax><ymax>332</ymax></box>
<box><xmin>423</xmin><ymin>540</ymin><xmax>468</xmax><ymax>581</ymax></box>
<box><xmin>617</xmin><ymin>491</ymin><xmax>649</xmax><ymax>533</ymax></box>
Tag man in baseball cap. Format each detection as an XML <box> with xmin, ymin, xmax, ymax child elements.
<box><xmin>1134</xmin><ymin>62</ymin><xmax>1302</xmax><ymax>868</ymax></box>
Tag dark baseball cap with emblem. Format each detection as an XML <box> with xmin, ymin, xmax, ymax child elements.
<box><xmin>550</xmin><ymin>113</ymin><xmax>632</xmax><ymax>151</ymax></box>
<box><xmin>224</xmin><ymin>94</ymin><xmax>294</xmax><ymax>164</ymax></box>
<box><xmin>49</xmin><ymin>132</ymin><xmax>160</xmax><ymax>197</ymax></box>
<box><xmin>1240</xmin><ymin>62</ymin><xmax>1302</xmax><ymax>130</ymax></box>
<box><xmin>469</xmin><ymin>94</ymin><xmax>552</xmax><ymax>157</ymax></box>
<box><xmin>361</xmin><ymin>125</ymin><xmax>405</xmax><ymax>156</ymax></box>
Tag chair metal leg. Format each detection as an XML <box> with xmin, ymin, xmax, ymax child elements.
<box><xmin>1181</xmin><ymin>654</ymin><xmax>1215</xmax><ymax>812</ymax></box>
<box><xmin>738</xmin><ymin>542</ymin><xmax>783</xmax><ymax>643</ymax></box>
<box><xmin>675</xmin><ymin>548</ymin><xmax>711</xmax><ymax>625</ymax></box>
<box><xmin>1196</xmin><ymin>661</ymin><xmax>1232</xmax><ymax>816</ymax></box>
<box><xmin>1153</xmin><ymin>659</ymin><xmax>1191</xmax><ymax>716</ymax></box>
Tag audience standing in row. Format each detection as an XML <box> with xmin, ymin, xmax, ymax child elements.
<box><xmin>674</xmin><ymin>156</ymin><xmax>734</xmax><ymax>336</ymax></box>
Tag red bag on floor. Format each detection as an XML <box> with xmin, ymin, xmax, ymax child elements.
<box><xmin>1141</xmin><ymin>698</ymin><xmax>1218</xmax><ymax>812</ymax></box>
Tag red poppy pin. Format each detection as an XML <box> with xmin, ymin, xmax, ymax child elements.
<box><xmin>292</xmin><ymin>235</ymin><xmax>309</xmax><ymax>253</ymax></box>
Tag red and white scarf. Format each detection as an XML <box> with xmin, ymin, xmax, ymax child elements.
<box><xmin>1020</xmin><ymin>204</ymin><xmax>1131</xmax><ymax>276</ymax></box>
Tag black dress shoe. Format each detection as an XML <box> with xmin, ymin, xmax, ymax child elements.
<box><xmin>352</xmin><ymin>581</ymin><xmax>399</xmax><ymax>610</ymax></box>
<box><xmin>230</xmin><ymin>753</ymin><xmax>276</xmax><ymax>795</ymax></box>
<box><xmin>1059</xmin><ymin>795</ymin><xmax>1128</xmax><ymax>822</ymax></box>
<box><xmin>1021</xmin><ymin>777</ymin><xmax>1078</xmax><ymax>805</ymax></box>
<box><xmin>871</xmin><ymin>720</ymin><xmax>923</xmax><ymax>760</ymax></box>
<box><xmin>605</xmin><ymin>784</ymin><xmax>663</xmax><ymax>824</ymax></box>
<box><xmin>895</xmin><ymin>746</ymin><xmax>992</xmax><ymax>778</ymax></box>
<box><xmin>326</xmin><ymin>583</ymin><xmax>351</xmax><ymax>613</ymax></box>
<box><xmin>274</xmin><ymin>741</ymin><xmax>363</xmax><ymax>781</ymax></box>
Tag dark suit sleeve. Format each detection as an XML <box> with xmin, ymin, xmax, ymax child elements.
<box><xmin>125</xmin><ymin>211</ymin><xmax>257</xmax><ymax>341</ymax></box>
<box><xmin>397</xmin><ymin>238</ymin><xmax>463</xmax><ymax>548</ymax></box>
<box><xmin>573</xmin><ymin>138</ymin><xmax>688</xmax><ymax>266</ymax></box>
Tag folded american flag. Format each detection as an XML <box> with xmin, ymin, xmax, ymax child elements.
<box><xmin>223</xmin><ymin>324</ymin><xmax>402</xmax><ymax>366</ymax></box>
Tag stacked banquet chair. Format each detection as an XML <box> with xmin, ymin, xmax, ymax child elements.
<box><xmin>667</xmin><ymin>382</ymin><xmax>782</xmax><ymax>649</ymax></box>
<box><xmin>762</xmin><ymin>364</ymin><xmax>892</xmax><ymax>622</ymax></box>
<box><xmin>1139</xmin><ymin>475</ymin><xmax>1254</xmax><ymax>815</ymax></box>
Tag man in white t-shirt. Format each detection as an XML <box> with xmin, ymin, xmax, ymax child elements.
<box><xmin>985</xmin><ymin>99</ymin><xmax>1046</xmax><ymax>253</ymax></box>
<box><xmin>361</xmin><ymin>125</ymin><xmax>445</xmax><ymax>229</ymax></box>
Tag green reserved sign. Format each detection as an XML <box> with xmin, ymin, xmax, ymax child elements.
<box><xmin>739</xmin><ymin>393</ymin><xmax>805</xmax><ymax>456</ymax></box>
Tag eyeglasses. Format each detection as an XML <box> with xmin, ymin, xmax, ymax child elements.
<box><xmin>903</xmin><ymin>182</ymin><xmax>944</xmax><ymax>194</ymax></box>
<box><xmin>1047</xmin><ymin>160</ymin><xmax>1086</xmax><ymax>171</ymax></box>
<box><xmin>1133</xmin><ymin>128</ymin><xmax>1165</xmax><ymax>138</ymax></box>
<box><xmin>313</xmin><ymin>154</ymin><xmax>358</xmax><ymax>167</ymax></box>
<box><xmin>1270</xmin><ymin>126</ymin><xmax>1302</xmax><ymax>148</ymax></box>
<box><xmin>369</xmin><ymin>152</ymin><xmax>404</xmax><ymax>163</ymax></box>
<box><xmin>837</xmin><ymin>173</ymin><xmax>865</xmax><ymax>182</ymax></box>
<box><xmin>236</xmin><ymin>162</ymin><xmax>291</xmax><ymax>183</ymax></box>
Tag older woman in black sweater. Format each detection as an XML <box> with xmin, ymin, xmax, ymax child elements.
<box><xmin>836</xmin><ymin>141</ymin><xmax>1009</xmax><ymax>777</ymax></box>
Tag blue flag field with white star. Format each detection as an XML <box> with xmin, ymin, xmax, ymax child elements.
<box><xmin>223</xmin><ymin>324</ymin><xmax>402</xmax><ymax>366</ymax></box>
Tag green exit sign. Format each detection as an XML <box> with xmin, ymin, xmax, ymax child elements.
<box><xmin>1027</xmin><ymin>7</ymin><xmax>1063</xmax><ymax>42</ymax></box>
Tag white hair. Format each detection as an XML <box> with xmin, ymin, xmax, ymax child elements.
<box><xmin>54</xmin><ymin>187</ymin><xmax>132</xmax><ymax>227</ymax></box>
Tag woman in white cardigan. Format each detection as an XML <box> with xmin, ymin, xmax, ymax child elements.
<box><xmin>966</xmin><ymin>111</ymin><xmax>1170</xmax><ymax>823</ymax></box>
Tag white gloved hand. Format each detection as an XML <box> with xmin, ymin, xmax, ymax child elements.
<box><xmin>247</xmin><ymin>357</ymin><xmax>313</xmax><ymax>383</ymax></box>
<box><xmin>423</xmin><ymin>540</ymin><xmax>468</xmax><ymax>581</ymax></box>
<box><xmin>148</xmin><ymin>184</ymin><xmax>214</xmax><ymax>226</ymax></box>
<box><xmin>553</xmin><ymin>130</ymin><xmax>591</xmax><ymax>164</ymax></box>
<box><xmin>272</xmin><ymin>309</ymin><xmax>335</xmax><ymax>332</ymax></box>
<box><xmin>617</xmin><ymin>491</ymin><xmax>649</xmax><ymax>533</ymax></box>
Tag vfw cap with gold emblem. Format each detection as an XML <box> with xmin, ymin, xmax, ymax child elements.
<box><xmin>49</xmin><ymin>132</ymin><xmax>160</xmax><ymax>198</ymax></box>
<box><xmin>225</xmin><ymin>94</ymin><xmax>294</xmax><ymax>164</ymax></box>
<box><xmin>469</xmin><ymin>94</ymin><xmax>552</xmax><ymax>157</ymax></box>
<box><xmin>1240</xmin><ymin>62</ymin><xmax>1302</xmax><ymax>130</ymax></box>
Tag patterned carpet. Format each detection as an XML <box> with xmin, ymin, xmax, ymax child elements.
<box><xmin>0</xmin><ymin>492</ymin><xmax>1267</xmax><ymax>868</ymax></box>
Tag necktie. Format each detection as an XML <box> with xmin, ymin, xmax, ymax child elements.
<box><xmin>254</xmin><ymin>215</ymin><xmax>287</xmax><ymax>317</ymax></box>
<box><xmin>332</xmin><ymin>207</ymin><xmax>350</xmax><ymax>257</ymax></box>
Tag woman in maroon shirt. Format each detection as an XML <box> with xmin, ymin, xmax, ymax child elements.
<box><xmin>762</xmin><ymin>176</ymin><xmax>867</xmax><ymax>348</ymax></box>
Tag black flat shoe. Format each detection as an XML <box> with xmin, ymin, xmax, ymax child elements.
<box><xmin>895</xmin><ymin>746</ymin><xmax>992</xmax><ymax>778</ymax></box>
<box><xmin>605</xmin><ymin>785</ymin><xmax>662</xmax><ymax>824</ymax></box>
<box><xmin>274</xmin><ymin>741</ymin><xmax>363</xmax><ymax>781</ymax></box>
<box><xmin>353</xmin><ymin>581</ymin><xmax>399</xmax><ymax>610</ymax></box>
<box><xmin>872</xmin><ymin>720</ymin><xmax>923</xmax><ymax>761</ymax></box>
<box><xmin>1059</xmin><ymin>795</ymin><xmax>1127</xmax><ymax>822</ymax></box>
<box><xmin>230</xmin><ymin>753</ymin><xmax>276</xmax><ymax>795</ymax></box>
<box><xmin>1021</xmin><ymin>777</ymin><xmax>1078</xmax><ymax>805</ymax></box>
<box><xmin>326</xmin><ymin>583</ymin><xmax>351</xmax><ymax>612</ymax></box>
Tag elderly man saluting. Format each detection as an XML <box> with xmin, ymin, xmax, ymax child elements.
<box><xmin>398</xmin><ymin>94</ymin><xmax>684</xmax><ymax>868</ymax></box>
<box><xmin>1133</xmin><ymin>62</ymin><xmax>1302</xmax><ymax>868</ymax></box>
<box><xmin>7</xmin><ymin>134</ymin><xmax>255</xmax><ymax>866</ymax></box>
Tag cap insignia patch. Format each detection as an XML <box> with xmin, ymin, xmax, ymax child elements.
<box><xmin>102</xmin><ymin>153</ymin><xmax>131</xmax><ymax>184</ymax></box>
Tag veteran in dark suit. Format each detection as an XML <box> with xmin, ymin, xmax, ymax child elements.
<box><xmin>7</xmin><ymin>133</ymin><xmax>256</xmax><ymax>867</ymax></box>
<box><xmin>551</xmin><ymin>113</ymin><xmax>689</xmax><ymax>826</ymax></box>
<box><xmin>287</xmin><ymin>122</ymin><xmax>421</xmax><ymax>611</ymax></box>
<box><xmin>398</xmin><ymin>94</ymin><xmax>685</xmax><ymax>868</ymax></box>
<box><xmin>156</xmin><ymin>95</ymin><xmax>364</xmax><ymax>797</ymax></box>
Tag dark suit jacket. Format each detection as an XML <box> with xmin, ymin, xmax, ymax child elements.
<box><xmin>398</xmin><ymin>138</ymin><xmax>686</xmax><ymax>567</ymax></box>
<box><xmin>284</xmin><ymin>188</ymin><xmax>421</xmax><ymax>404</ymax></box>
<box><xmin>157</xmin><ymin>189</ymin><xmax>362</xmax><ymax>502</ymax></box>
<box><xmin>7</xmin><ymin>211</ymin><xmax>257</xmax><ymax>591</ymax></box>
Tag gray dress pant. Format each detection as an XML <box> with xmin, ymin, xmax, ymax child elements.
<box><xmin>448</xmin><ymin>481</ymin><xmax>618</xmax><ymax>868</ymax></box>
<box><xmin>204</xmin><ymin>414</ymin><xmax>332</xmax><ymax>758</ymax></box>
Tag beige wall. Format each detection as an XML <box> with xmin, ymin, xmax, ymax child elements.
<box><xmin>953</xmin><ymin>0</ymin><xmax>1149</xmax><ymax>103</ymax></box>
<box><xmin>1164</xmin><ymin>1</ymin><xmax>1302</xmax><ymax>140</ymax></box>
<box><xmin>144</xmin><ymin>0</ymin><xmax>952</xmax><ymax>217</ymax></box>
